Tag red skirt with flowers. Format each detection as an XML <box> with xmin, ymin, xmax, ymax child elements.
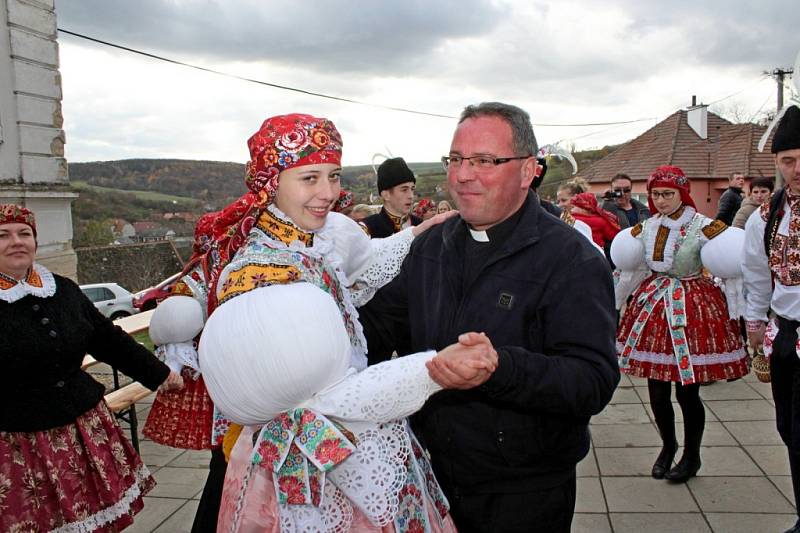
<box><xmin>617</xmin><ymin>274</ymin><xmax>749</xmax><ymax>383</ymax></box>
<box><xmin>143</xmin><ymin>367</ymin><xmax>214</xmax><ymax>449</ymax></box>
<box><xmin>0</xmin><ymin>401</ymin><xmax>155</xmax><ymax>533</ymax></box>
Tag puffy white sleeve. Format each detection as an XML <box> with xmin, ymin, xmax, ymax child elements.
<box><xmin>742</xmin><ymin>209</ymin><xmax>772</xmax><ymax>323</ymax></box>
<box><xmin>303</xmin><ymin>351</ymin><xmax>442</xmax><ymax>423</ymax></box>
<box><xmin>700</xmin><ymin>223</ymin><xmax>746</xmax><ymax>319</ymax></box>
<box><xmin>610</xmin><ymin>226</ymin><xmax>649</xmax><ymax>310</ymax></box>
<box><xmin>323</xmin><ymin>213</ymin><xmax>414</xmax><ymax>306</ymax></box>
<box><xmin>149</xmin><ymin>295</ymin><xmax>205</xmax><ymax>374</ymax></box>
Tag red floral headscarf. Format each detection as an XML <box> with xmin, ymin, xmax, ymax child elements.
<box><xmin>570</xmin><ymin>193</ymin><xmax>621</xmax><ymax>231</ymax></box>
<box><xmin>646</xmin><ymin>165</ymin><xmax>695</xmax><ymax>213</ymax></box>
<box><xmin>196</xmin><ymin>114</ymin><xmax>343</xmax><ymax>314</ymax></box>
<box><xmin>245</xmin><ymin>114</ymin><xmax>343</xmax><ymax>203</ymax></box>
<box><xmin>333</xmin><ymin>189</ymin><xmax>354</xmax><ymax>213</ymax></box>
<box><xmin>413</xmin><ymin>199</ymin><xmax>435</xmax><ymax>218</ymax></box>
<box><xmin>0</xmin><ymin>204</ymin><xmax>36</xmax><ymax>237</ymax></box>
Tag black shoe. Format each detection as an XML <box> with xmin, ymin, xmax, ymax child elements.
<box><xmin>664</xmin><ymin>454</ymin><xmax>701</xmax><ymax>482</ymax></box>
<box><xmin>783</xmin><ymin>518</ymin><xmax>800</xmax><ymax>533</ymax></box>
<box><xmin>651</xmin><ymin>441</ymin><xmax>678</xmax><ymax>479</ymax></box>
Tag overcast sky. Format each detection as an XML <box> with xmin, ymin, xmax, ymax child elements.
<box><xmin>56</xmin><ymin>0</ymin><xmax>797</xmax><ymax>167</ymax></box>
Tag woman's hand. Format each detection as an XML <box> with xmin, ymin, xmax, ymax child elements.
<box><xmin>411</xmin><ymin>209</ymin><xmax>459</xmax><ymax>237</ymax></box>
<box><xmin>159</xmin><ymin>370</ymin><xmax>184</xmax><ymax>392</ymax></box>
<box><xmin>427</xmin><ymin>332</ymin><xmax>498</xmax><ymax>389</ymax></box>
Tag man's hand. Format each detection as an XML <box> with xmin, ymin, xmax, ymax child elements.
<box><xmin>427</xmin><ymin>332</ymin><xmax>498</xmax><ymax>389</ymax></box>
<box><xmin>412</xmin><ymin>210</ymin><xmax>458</xmax><ymax>236</ymax></box>
<box><xmin>159</xmin><ymin>370</ymin><xmax>184</xmax><ymax>392</ymax></box>
<box><xmin>747</xmin><ymin>321</ymin><xmax>767</xmax><ymax>351</ymax></box>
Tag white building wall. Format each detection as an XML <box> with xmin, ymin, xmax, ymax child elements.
<box><xmin>0</xmin><ymin>0</ymin><xmax>76</xmax><ymax>278</ymax></box>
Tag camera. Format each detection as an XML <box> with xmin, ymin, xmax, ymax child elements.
<box><xmin>602</xmin><ymin>190</ymin><xmax>623</xmax><ymax>200</ymax></box>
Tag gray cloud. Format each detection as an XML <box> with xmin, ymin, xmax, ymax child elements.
<box><xmin>57</xmin><ymin>0</ymin><xmax>504</xmax><ymax>76</ymax></box>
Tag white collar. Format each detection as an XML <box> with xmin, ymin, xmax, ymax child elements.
<box><xmin>0</xmin><ymin>263</ymin><xmax>56</xmax><ymax>303</ymax></box>
<box><xmin>469</xmin><ymin>228</ymin><xmax>490</xmax><ymax>242</ymax></box>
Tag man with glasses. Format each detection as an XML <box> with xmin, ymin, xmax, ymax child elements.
<box><xmin>360</xmin><ymin>102</ymin><xmax>619</xmax><ymax>533</ymax></box>
<box><xmin>602</xmin><ymin>173</ymin><xmax>650</xmax><ymax>229</ymax></box>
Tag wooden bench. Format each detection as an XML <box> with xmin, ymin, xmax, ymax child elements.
<box><xmin>82</xmin><ymin>310</ymin><xmax>156</xmax><ymax>452</ymax></box>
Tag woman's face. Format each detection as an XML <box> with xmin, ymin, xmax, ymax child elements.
<box><xmin>437</xmin><ymin>201</ymin><xmax>451</xmax><ymax>214</ymax></box>
<box><xmin>750</xmin><ymin>186</ymin><xmax>771</xmax><ymax>205</ymax></box>
<box><xmin>273</xmin><ymin>163</ymin><xmax>342</xmax><ymax>230</ymax></box>
<box><xmin>650</xmin><ymin>186</ymin><xmax>682</xmax><ymax>215</ymax></box>
<box><xmin>0</xmin><ymin>223</ymin><xmax>36</xmax><ymax>278</ymax></box>
<box><xmin>556</xmin><ymin>189</ymin><xmax>573</xmax><ymax>211</ymax></box>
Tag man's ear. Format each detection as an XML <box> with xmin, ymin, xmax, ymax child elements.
<box><xmin>379</xmin><ymin>189</ymin><xmax>390</xmax><ymax>202</ymax></box>
<box><xmin>520</xmin><ymin>157</ymin><xmax>536</xmax><ymax>189</ymax></box>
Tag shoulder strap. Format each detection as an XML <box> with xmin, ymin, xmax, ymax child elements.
<box><xmin>764</xmin><ymin>187</ymin><xmax>787</xmax><ymax>256</ymax></box>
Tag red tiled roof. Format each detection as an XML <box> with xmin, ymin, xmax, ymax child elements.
<box><xmin>577</xmin><ymin>110</ymin><xmax>776</xmax><ymax>183</ymax></box>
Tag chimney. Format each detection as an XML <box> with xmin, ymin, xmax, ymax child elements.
<box><xmin>687</xmin><ymin>98</ymin><xmax>708</xmax><ymax>140</ymax></box>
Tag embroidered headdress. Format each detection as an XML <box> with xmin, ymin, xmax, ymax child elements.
<box><xmin>0</xmin><ymin>204</ymin><xmax>37</xmax><ymax>237</ymax></box>
<box><xmin>413</xmin><ymin>198</ymin><xmax>434</xmax><ymax>218</ymax></box>
<box><xmin>244</xmin><ymin>114</ymin><xmax>343</xmax><ymax>203</ymax></box>
<box><xmin>570</xmin><ymin>192</ymin><xmax>621</xmax><ymax>231</ymax></box>
<box><xmin>646</xmin><ymin>166</ymin><xmax>696</xmax><ymax>212</ymax></box>
<box><xmin>333</xmin><ymin>189</ymin><xmax>354</xmax><ymax>213</ymax></box>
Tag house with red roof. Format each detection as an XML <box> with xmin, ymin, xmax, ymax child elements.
<box><xmin>577</xmin><ymin>105</ymin><xmax>776</xmax><ymax>218</ymax></box>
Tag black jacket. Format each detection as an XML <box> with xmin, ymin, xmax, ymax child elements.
<box><xmin>716</xmin><ymin>186</ymin><xmax>744</xmax><ymax>226</ymax></box>
<box><xmin>360</xmin><ymin>192</ymin><xmax>619</xmax><ymax>494</ymax></box>
<box><xmin>0</xmin><ymin>275</ymin><xmax>170</xmax><ymax>432</ymax></box>
<box><xmin>361</xmin><ymin>208</ymin><xmax>421</xmax><ymax>238</ymax></box>
<box><xmin>602</xmin><ymin>198</ymin><xmax>650</xmax><ymax>229</ymax></box>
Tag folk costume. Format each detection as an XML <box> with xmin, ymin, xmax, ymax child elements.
<box><xmin>144</xmin><ymin>115</ymin><xmax>454</xmax><ymax>532</ymax></box>
<box><xmin>560</xmin><ymin>209</ymin><xmax>603</xmax><ymax>252</ymax></box>
<box><xmin>612</xmin><ymin>166</ymin><xmax>749</xmax><ymax>481</ymax></box>
<box><xmin>570</xmin><ymin>192</ymin><xmax>621</xmax><ymax>249</ymax></box>
<box><xmin>744</xmin><ymin>99</ymin><xmax>800</xmax><ymax>528</ymax></box>
<box><xmin>0</xmin><ymin>205</ymin><xmax>171</xmax><ymax>532</ymax></box>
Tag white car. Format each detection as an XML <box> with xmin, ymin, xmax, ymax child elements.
<box><xmin>80</xmin><ymin>282</ymin><xmax>139</xmax><ymax>320</ymax></box>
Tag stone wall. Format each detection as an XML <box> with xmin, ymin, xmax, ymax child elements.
<box><xmin>76</xmin><ymin>241</ymin><xmax>184</xmax><ymax>293</ymax></box>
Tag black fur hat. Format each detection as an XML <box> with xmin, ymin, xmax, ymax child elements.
<box><xmin>772</xmin><ymin>105</ymin><xmax>800</xmax><ymax>154</ymax></box>
<box><xmin>377</xmin><ymin>157</ymin><xmax>415</xmax><ymax>192</ymax></box>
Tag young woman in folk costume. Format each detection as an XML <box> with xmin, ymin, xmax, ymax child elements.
<box><xmin>555</xmin><ymin>178</ymin><xmax>602</xmax><ymax>250</ymax></box>
<box><xmin>612</xmin><ymin>166</ymin><xmax>749</xmax><ymax>482</ymax></box>
<box><xmin>146</xmin><ymin>114</ymin><xmax>483</xmax><ymax>532</ymax></box>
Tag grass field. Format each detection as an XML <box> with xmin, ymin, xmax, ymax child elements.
<box><xmin>132</xmin><ymin>330</ymin><xmax>155</xmax><ymax>352</ymax></box>
<box><xmin>72</xmin><ymin>180</ymin><xmax>199</xmax><ymax>205</ymax></box>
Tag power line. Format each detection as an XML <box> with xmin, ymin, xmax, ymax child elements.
<box><xmin>57</xmin><ymin>27</ymin><xmax>661</xmax><ymax>128</ymax></box>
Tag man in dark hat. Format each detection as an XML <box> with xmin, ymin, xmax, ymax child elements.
<box><xmin>361</xmin><ymin>157</ymin><xmax>422</xmax><ymax>238</ymax></box>
<box><xmin>743</xmin><ymin>104</ymin><xmax>800</xmax><ymax>533</ymax></box>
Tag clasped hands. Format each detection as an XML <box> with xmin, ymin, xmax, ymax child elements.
<box><xmin>159</xmin><ymin>370</ymin><xmax>184</xmax><ymax>392</ymax></box>
<box><xmin>427</xmin><ymin>332</ymin><xmax>498</xmax><ymax>390</ymax></box>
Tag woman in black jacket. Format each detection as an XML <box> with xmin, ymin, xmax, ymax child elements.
<box><xmin>0</xmin><ymin>204</ymin><xmax>183</xmax><ymax>532</ymax></box>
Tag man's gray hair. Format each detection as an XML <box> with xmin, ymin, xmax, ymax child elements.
<box><xmin>459</xmin><ymin>102</ymin><xmax>538</xmax><ymax>156</ymax></box>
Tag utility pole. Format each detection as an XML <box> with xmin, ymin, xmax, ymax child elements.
<box><xmin>770</xmin><ymin>67</ymin><xmax>794</xmax><ymax>110</ymax></box>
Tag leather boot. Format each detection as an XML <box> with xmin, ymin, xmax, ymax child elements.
<box><xmin>651</xmin><ymin>440</ymin><xmax>678</xmax><ymax>479</ymax></box>
<box><xmin>666</xmin><ymin>426</ymin><xmax>703</xmax><ymax>483</ymax></box>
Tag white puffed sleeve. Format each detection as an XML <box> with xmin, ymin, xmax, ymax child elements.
<box><xmin>323</xmin><ymin>212</ymin><xmax>414</xmax><ymax>307</ymax></box>
<box><xmin>303</xmin><ymin>351</ymin><xmax>442</xmax><ymax>423</ymax></box>
<box><xmin>610</xmin><ymin>227</ymin><xmax>649</xmax><ymax>310</ymax></box>
<box><xmin>149</xmin><ymin>295</ymin><xmax>205</xmax><ymax>373</ymax></box>
<box><xmin>742</xmin><ymin>209</ymin><xmax>772</xmax><ymax>323</ymax></box>
<box><xmin>701</xmin><ymin>224</ymin><xmax>746</xmax><ymax>319</ymax></box>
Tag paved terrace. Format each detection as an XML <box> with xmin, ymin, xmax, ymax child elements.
<box><xmin>121</xmin><ymin>372</ymin><xmax>796</xmax><ymax>532</ymax></box>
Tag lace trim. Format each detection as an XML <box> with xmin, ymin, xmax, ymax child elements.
<box><xmin>156</xmin><ymin>341</ymin><xmax>200</xmax><ymax>376</ymax></box>
<box><xmin>0</xmin><ymin>263</ymin><xmax>56</xmax><ymax>303</ymax></box>
<box><xmin>181</xmin><ymin>264</ymin><xmax>209</xmax><ymax>320</ymax></box>
<box><xmin>616</xmin><ymin>341</ymin><xmax>748</xmax><ymax>365</ymax></box>
<box><xmin>50</xmin><ymin>463</ymin><xmax>152</xmax><ymax>533</ymax></box>
<box><xmin>350</xmin><ymin>228</ymin><xmax>414</xmax><ymax>307</ymax></box>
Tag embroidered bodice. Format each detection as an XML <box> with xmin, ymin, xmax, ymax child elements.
<box><xmin>0</xmin><ymin>263</ymin><xmax>56</xmax><ymax>303</ymax></box>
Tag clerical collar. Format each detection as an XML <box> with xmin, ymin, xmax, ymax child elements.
<box><xmin>466</xmin><ymin>196</ymin><xmax>529</xmax><ymax>243</ymax></box>
<box><xmin>383</xmin><ymin>207</ymin><xmax>408</xmax><ymax>233</ymax></box>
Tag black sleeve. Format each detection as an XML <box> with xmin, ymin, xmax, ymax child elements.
<box><xmin>72</xmin><ymin>282</ymin><xmax>170</xmax><ymax>390</ymax></box>
<box><xmin>358</xmin><ymin>255</ymin><xmax>412</xmax><ymax>365</ymax></box>
<box><xmin>481</xmin><ymin>253</ymin><xmax>620</xmax><ymax>417</ymax></box>
<box><xmin>716</xmin><ymin>190</ymin><xmax>740</xmax><ymax>226</ymax></box>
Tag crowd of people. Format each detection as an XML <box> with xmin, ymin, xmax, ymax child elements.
<box><xmin>1</xmin><ymin>99</ymin><xmax>799</xmax><ymax>533</ymax></box>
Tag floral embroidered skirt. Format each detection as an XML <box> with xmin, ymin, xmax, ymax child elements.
<box><xmin>0</xmin><ymin>401</ymin><xmax>155</xmax><ymax>533</ymax></box>
<box><xmin>618</xmin><ymin>274</ymin><xmax>749</xmax><ymax>383</ymax></box>
<box><xmin>144</xmin><ymin>367</ymin><xmax>214</xmax><ymax>449</ymax></box>
<box><xmin>217</xmin><ymin>426</ymin><xmax>458</xmax><ymax>533</ymax></box>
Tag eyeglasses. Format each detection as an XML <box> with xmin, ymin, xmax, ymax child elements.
<box><xmin>649</xmin><ymin>190</ymin><xmax>677</xmax><ymax>200</ymax></box>
<box><xmin>612</xmin><ymin>187</ymin><xmax>631</xmax><ymax>193</ymax></box>
<box><xmin>441</xmin><ymin>155</ymin><xmax>531</xmax><ymax>171</ymax></box>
